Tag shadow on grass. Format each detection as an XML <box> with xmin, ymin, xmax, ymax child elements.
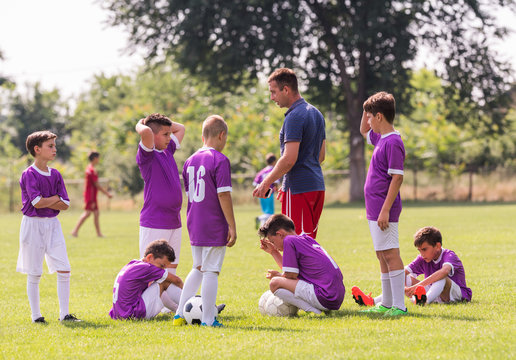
<box><xmin>61</xmin><ymin>320</ymin><xmax>110</xmax><ymax>329</ymax></box>
<box><xmin>334</xmin><ymin>308</ymin><xmax>481</xmax><ymax>322</ymax></box>
<box><xmin>326</xmin><ymin>200</ymin><xmax>516</xmax><ymax>209</ymax></box>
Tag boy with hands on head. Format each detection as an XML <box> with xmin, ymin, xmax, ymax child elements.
<box><xmin>173</xmin><ymin>115</ymin><xmax>236</xmax><ymax>327</ymax></box>
<box><xmin>17</xmin><ymin>131</ymin><xmax>80</xmax><ymax>323</ymax></box>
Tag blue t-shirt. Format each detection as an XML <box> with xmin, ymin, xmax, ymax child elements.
<box><xmin>279</xmin><ymin>98</ymin><xmax>326</xmax><ymax>194</ymax></box>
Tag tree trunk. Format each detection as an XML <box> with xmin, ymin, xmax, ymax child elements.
<box><xmin>413</xmin><ymin>168</ymin><xmax>418</xmax><ymax>202</ymax></box>
<box><xmin>468</xmin><ymin>171</ymin><xmax>473</xmax><ymax>202</ymax></box>
<box><xmin>348</xmin><ymin>106</ymin><xmax>366</xmax><ymax>202</ymax></box>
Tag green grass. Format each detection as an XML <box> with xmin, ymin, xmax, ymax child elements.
<box><xmin>1</xmin><ymin>204</ymin><xmax>515</xmax><ymax>359</ymax></box>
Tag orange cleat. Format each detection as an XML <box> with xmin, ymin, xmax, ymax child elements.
<box><xmin>351</xmin><ymin>286</ymin><xmax>375</xmax><ymax>307</ymax></box>
<box><xmin>414</xmin><ymin>285</ymin><xmax>427</xmax><ymax>306</ymax></box>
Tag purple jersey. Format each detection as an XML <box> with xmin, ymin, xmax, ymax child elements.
<box><xmin>19</xmin><ymin>165</ymin><xmax>70</xmax><ymax>218</ymax></box>
<box><xmin>252</xmin><ymin>165</ymin><xmax>279</xmax><ymax>189</ymax></box>
<box><xmin>136</xmin><ymin>135</ymin><xmax>182</xmax><ymax>229</ymax></box>
<box><xmin>364</xmin><ymin>130</ymin><xmax>405</xmax><ymax>222</ymax></box>
<box><xmin>282</xmin><ymin>234</ymin><xmax>345</xmax><ymax>310</ymax></box>
<box><xmin>109</xmin><ymin>259</ymin><xmax>167</xmax><ymax>319</ymax></box>
<box><xmin>182</xmin><ymin>147</ymin><xmax>232</xmax><ymax>247</ymax></box>
<box><xmin>407</xmin><ymin>249</ymin><xmax>472</xmax><ymax>301</ymax></box>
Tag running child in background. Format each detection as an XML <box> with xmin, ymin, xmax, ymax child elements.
<box><xmin>135</xmin><ymin>113</ymin><xmax>185</xmax><ymax>290</ymax></box>
<box><xmin>258</xmin><ymin>214</ymin><xmax>345</xmax><ymax>314</ymax></box>
<box><xmin>17</xmin><ymin>131</ymin><xmax>80</xmax><ymax>323</ymax></box>
<box><xmin>71</xmin><ymin>151</ymin><xmax>112</xmax><ymax>237</ymax></box>
<box><xmin>109</xmin><ymin>240</ymin><xmax>183</xmax><ymax>320</ymax></box>
<box><xmin>353</xmin><ymin>226</ymin><xmax>472</xmax><ymax>306</ymax></box>
<box><xmin>253</xmin><ymin>153</ymin><xmax>280</xmax><ymax>228</ymax></box>
<box><xmin>355</xmin><ymin>92</ymin><xmax>407</xmax><ymax>317</ymax></box>
<box><xmin>173</xmin><ymin>115</ymin><xmax>237</xmax><ymax>327</ymax></box>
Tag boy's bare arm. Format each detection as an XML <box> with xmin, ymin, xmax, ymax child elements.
<box><xmin>164</xmin><ymin>272</ymin><xmax>184</xmax><ymax>289</ymax></box>
<box><xmin>94</xmin><ymin>180</ymin><xmax>112</xmax><ymax>198</ymax></box>
<box><xmin>405</xmin><ymin>265</ymin><xmax>452</xmax><ymax>296</ymax></box>
<box><xmin>33</xmin><ymin>195</ymin><xmax>60</xmax><ymax>209</ymax></box>
<box><xmin>135</xmin><ymin>119</ymin><xmax>155</xmax><ymax>149</ymax></box>
<box><xmin>377</xmin><ymin>174</ymin><xmax>403</xmax><ymax>230</ymax></box>
<box><xmin>47</xmin><ymin>200</ymin><xmax>69</xmax><ymax>211</ymax></box>
<box><xmin>218</xmin><ymin>192</ymin><xmax>237</xmax><ymax>247</ymax></box>
<box><xmin>171</xmin><ymin>121</ymin><xmax>186</xmax><ymax>144</ymax></box>
<box><xmin>319</xmin><ymin>139</ymin><xmax>326</xmax><ymax>164</ymax></box>
<box><xmin>260</xmin><ymin>239</ymin><xmax>283</xmax><ymax>269</ymax></box>
<box><xmin>360</xmin><ymin>110</ymin><xmax>371</xmax><ymax>138</ymax></box>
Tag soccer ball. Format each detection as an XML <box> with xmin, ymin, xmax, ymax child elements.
<box><xmin>258</xmin><ymin>290</ymin><xmax>273</xmax><ymax>315</ymax></box>
<box><xmin>183</xmin><ymin>295</ymin><xmax>218</xmax><ymax>325</ymax></box>
<box><xmin>264</xmin><ymin>293</ymin><xmax>298</xmax><ymax>317</ymax></box>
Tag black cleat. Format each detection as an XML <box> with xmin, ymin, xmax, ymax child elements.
<box><xmin>34</xmin><ymin>317</ymin><xmax>47</xmax><ymax>323</ymax></box>
<box><xmin>60</xmin><ymin>314</ymin><xmax>82</xmax><ymax>322</ymax></box>
<box><xmin>216</xmin><ymin>303</ymin><xmax>226</xmax><ymax>314</ymax></box>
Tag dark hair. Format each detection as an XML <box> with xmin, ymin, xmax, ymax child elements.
<box><xmin>202</xmin><ymin>115</ymin><xmax>227</xmax><ymax>139</ymax></box>
<box><xmin>363</xmin><ymin>91</ymin><xmax>396</xmax><ymax>124</ymax></box>
<box><xmin>88</xmin><ymin>151</ymin><xmax>100</xmax><ymax>162</ymax></box>
<box><xmin>258</xmin><ymin>214</ymin><xmax>295</xmax><ymax>238</ymax></box>
<box><xmin>268</xmin><ymin>68</ymin><xmax>299</xmax><ymax>94</ymax></box>
<box><xmin>26</xmin><ymin>130</ymin><xmax>57</xmax><ymax>157</ymax></box>
<box><xmin>266</xmin><ymin>153</ymin><xmax>276</xmax><ymax>165</ymax></box>
<box><xmin>414</xmin><ymin>226</ymin><xmax>442</xmax><ymax>247</ymax></box>
<box><xmin>143</xmin><ymin>113</ymin><xmax>172</xmax><ymax>134</ymax></box>
<box><xmin>144</xmin><ymin>239</ymin><xmax>176</xmax><ymax>262</ymax></box>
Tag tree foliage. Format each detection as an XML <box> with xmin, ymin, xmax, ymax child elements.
<box><xmin>102</xmin><ymin>0</ymin><xmax>516</xmax><ymax>201</ymax></box>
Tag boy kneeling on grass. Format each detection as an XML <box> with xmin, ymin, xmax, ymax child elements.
<box><xmin>259</xmin><ymin>214</ymin><xmax>345</xmax><ymax>314</ymax></box>
<box><xmin>109</xmin><ymin>240</ymin><xmax>183</xmax><ymax>320</ymax></box>
<box><xmin>352</xmin><ymin>226</ymin><xmax>472</xmax><ymax>307</ymax></box>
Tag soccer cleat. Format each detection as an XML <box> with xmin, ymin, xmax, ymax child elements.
<box><xmin>360</xmin><ymin>304</ymin><xmax>391</xmax><ymax>313</ymax></box>
<box><xmin>414</xmin><ymin>286</ymin><xmax>427</xmax><ymax>306</ymax></box>
<box><xmin>216</xmin><ymin>303</ymin><xmax>226</xmax><ymax>314</ymax></box>
<box><xmin>60</xmin><ymin>314</ymin><xmax>82</xmax><ymax>322</ymax></box>
<box><xmin>351</xmin><ymin>286</ymin><xmax>375</xmax><ymax>307</ymax></box>
<box><xmin>201</xmin><ymin>318</ymin><xmax>223</xmax><ymax>327</ymax></box>
<box><xmin>383</xmin><ymin>307</ymin><xmax>408</xmax><ymax>317</ymax></box>
<box><xmin>33</xmin><ymin>316</ymin><xmax>47</xmax><ymax>324</ymax></box>
<box><xmin>172</xmin><ymin>314</ymin><xmax>187</xmax><ymax>326</ymax></box>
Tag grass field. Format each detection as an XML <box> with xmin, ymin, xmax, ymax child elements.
<box><xmin>1</xmin><ymin>203</ymin><xmax>515</xmax><ymax>359</ymax></box>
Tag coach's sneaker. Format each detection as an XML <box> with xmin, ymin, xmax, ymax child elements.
<box><xmin>351</xmin><ymin>286</ymin><xmax>375</xmax><ymax>307</ymax></box>
<box><xmin>172</xmin><ymin>314</ymin><xmax>187</xmax><ymax>326</ymax></box>
<box><xmin>60</xmin><ymin>314</ymin><xmax>82</xmax><ymax>322</ymax></box>
<box><xmin>33</xmin><ymin>316</ymin><xmax>47</xmax><ymax>324</ymax></box>
<box><xmin>201</xmin><ymin>318</ymin><xmax>223</xmax><ymax>327</ymax></box>
<box><xmin>413</xmin><ymin>286</ymin><xmax>427</xmax><ymax>306</ymax></box>
<box><xmin>383</xmin><ymin>307</ymin><xmax>408</xmax><ymax>317</ymax></box>
<box><xmin>360</xmin><ymin>304</ymin><xmax>390</xmax><ymax>314</ymax></box>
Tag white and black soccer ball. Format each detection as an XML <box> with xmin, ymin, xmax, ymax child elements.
<box><xmin>183</xmin><ymin>295</ymin><xmax>218</xmax><ymax>325</ymax></box>
<box><xmin>258</xmin><ymin>290</ymin><xmax>273</xmax><ymax>315</ymax></box>
<box><xmin>264</xmin><ymin>293</ymin><xmax>298</xmax><ymax>317</ymax></box>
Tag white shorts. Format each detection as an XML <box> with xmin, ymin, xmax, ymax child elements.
<box><xmin>295</xmin><ymin>279</ymin><xmax>328</xmax><ymax>311</ymax></box>
<box><xmin>141</xmin><ymin>282</ymin><xmax>164</xmax><ymax>319</ymax></box>
<box><xmin>191</xmin><ymin>246</ymin><xmax>226</xmax><ymax>273</ymax></box>
<box><xmin>368</xmin><ymin>220</ymin><xmax>399</xmax><ymax>251</ymax></box>
<box><xmin>430</xmin><ymin>278</ymin><xmax>463</xmax><ymax>304</ymax></box>
<box><xmin>139</xmin><ymin>226</ymin><xmax>182</xmax><ymax>264</ymax></box>
<box><xmin>17</xmin><ymin>215</ymin><xmax>71</xmax><ymax>275</ymax></box>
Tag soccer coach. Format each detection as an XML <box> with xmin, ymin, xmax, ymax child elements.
<box><xmin>253</xmin><ymin>68</ymin><xmax>326</xmax><ymax>239</ymax></box>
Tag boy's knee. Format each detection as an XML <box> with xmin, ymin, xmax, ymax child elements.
<box><xmin>269</xmin><ymin>277</ymin><xmax>282</xmax><ymax>293</ymax></box>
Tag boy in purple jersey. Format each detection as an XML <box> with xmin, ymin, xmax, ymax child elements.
<box><xmin>355</xmin><ymin>92</ymin><xmax>407</xmax><ymax>317</ymax></box>
<box><xmin>109</xmin><ymin>240</ymin><xmax>183</xmax><ymax>320</ymax></box>
<box><xmin>173</xmin><ymin>115</ymin><xmax>237</xmax><ymax>327</ymax></box>
<box><xmin>136</xmin><ymin>113</ymin><xmax>185</xmax><ymax>286</ymax></box>
<box><xmin>353</xmin><ymin>226</ymin><xmax>472</xmax><ymax>306</ymax></box>
<box><xmin>17</xmin><ymin>131</ymin><xmax>80</xmax><ymax>323</ymax></box>
<box><xmin>258</xmin><ymin>214</ymin><xmax>345</xmax><ymax>314</ymax></box>
<box><xmin>253</xmin><ymin>153</ymin><xmax>279</xmax><ymax>228</ymax></box>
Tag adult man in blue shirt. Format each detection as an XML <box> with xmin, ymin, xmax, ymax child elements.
<box><xmin>253</xmin><ymin>68</ymin><xmax>326</xmax><ymax>238</ymax></box>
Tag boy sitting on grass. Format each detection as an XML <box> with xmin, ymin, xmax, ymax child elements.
<box><xmin>109</xmin><ymin>240</ymin><xmax>183</xmax><ymax>320</ymax></box>
<box><xmin>352</xmin><ymin>226</ymin><xmax>472</xmax><ymax>306</ymax></box>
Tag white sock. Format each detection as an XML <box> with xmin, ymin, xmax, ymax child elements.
<box><xmin>389</xmin><ymin>269</ymin><xmax>406</xmax><ymax>311</ymax></box>
<box><xmin>380</xmin><ymin>273</ymin><xmax>392</xmax><ymax>308</ymax></box>
<box><xmin>176</xmin><ymin>268</ymin><xmax>202</xmax><ymax>317</ymax></box>
<box><xmin>57</xmin><ymin>272</ymin><xmax>71</xmax><ymax>320</ymax></box>
<box><xmin>201</xmin><ymin>272</ymin><xmax>218</xmax><ymax>325</ymax></box>
<box><xmin>161</xmin><ymin>284</ymin><xmax>182</xmax><ymax>312</ymax></box>
<box><xmin>27</xmin><ymin>275</ymin><xmax>41</xmax><ymax>321</ymax></box>
<box><xmin>374</xmin><ymin>295</ymin><xmax>383</xmax><ymax>305</ymax></box>
<box><xmin>274</xmin><ymin>288</ymin><xmax>321</xmax><ymax>314</ymax></box>
<box><xmin>426</xmin><ymin>278</ymin><xmax>446</xmax><ymax>304</ymax></box>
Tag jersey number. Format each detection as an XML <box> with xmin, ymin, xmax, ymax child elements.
<box><xmin>186</xmin><ymin>165</ymin><xmax>206</xmax><ymax>203</ymax></box>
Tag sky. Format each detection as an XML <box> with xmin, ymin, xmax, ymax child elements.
<box><xmin>1</xmin><ymin>0</ymin><xmax>516</xmax><ymax>100</ymax></box>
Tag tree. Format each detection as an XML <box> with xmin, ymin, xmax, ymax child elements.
<box><xmin>102</xmin><ymin>0</ymin><xmax>515</xmax><ymax>201</ymax></box>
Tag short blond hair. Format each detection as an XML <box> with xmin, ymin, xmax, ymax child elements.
<box><xmin>202</xmin><ymin>115</ymin><xmax>227</xmax><ymax>139</ymax></box>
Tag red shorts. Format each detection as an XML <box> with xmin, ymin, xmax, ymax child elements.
<box><xmin>281</xmin><ymin>189</ymin><xmax>324</xmax><ymax>239</ymax></box>
<box><xmin>84</xmin><ymin>200</ymin><xmax>98</xmax><ymax>211</ymax></box>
